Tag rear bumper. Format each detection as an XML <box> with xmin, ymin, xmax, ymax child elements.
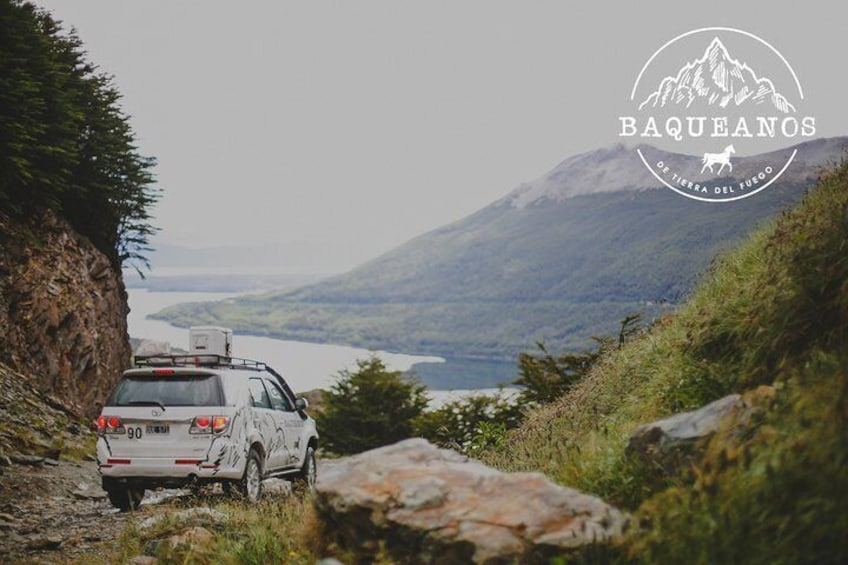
<box><xmin>99</xmin><ymin>457</ymin><xmax>241</xmax><ymax>480</ymax></box>
<box><xmin>97</xmin><ymin>439</ymin><xmax>244</xmax><ymax>483</ymax></box>
<box><xmin>97</xmin><ymin>449</ymin><xmax>244</xmax><ymax>482</ymax></box>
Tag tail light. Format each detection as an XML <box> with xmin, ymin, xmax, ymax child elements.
<box><xmin>96</xmin><ymin>415</ymin><xmax>126</xmax><ymax>435</ymax></box>
<box><xmin>190</xmin><ymin>416</ymin><xmax>229</xmax><ymax>434</ymax></box>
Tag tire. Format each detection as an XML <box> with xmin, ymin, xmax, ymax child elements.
<box><xmin>294</xmin><ymin>445</ymin><xmax>317</xmax><ymax>492</ymax></box>
<box><xmin>104</xmin><ymin>482</ymin><xmax>144</xmax><ymax>512</ymax></box>
<box><xmin>239</xmin><ymin>448</ymin><xmax>263</xmax><ymax>503</ymax></box>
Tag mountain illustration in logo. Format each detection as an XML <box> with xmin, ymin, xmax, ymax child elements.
<box><xmin>639</xmin><ymin>37</ymin><xmax>795</xmax><ymax>113</ymax></box>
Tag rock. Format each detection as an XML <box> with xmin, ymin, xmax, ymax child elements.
<box><xmin>314</xmin><ymin>438</ymin><xmax>629</xmax><ymax>564</ymax></box>
<box><xmin>40</xmin><ymin>447</ymin><xmax>62</xmax><ymax>461</ymax></box>
<box><xmin>140</xmin><ymin>488</ymin><xmax>185</xmax><ymax>506</ymax></box>
<box><xmin>138</xmin><ymin>507</ymin><xmax>228</xmax><ymax>536</ymax></box>
<box><xmin>0</xmin><ymin>209</ymin><xmax>132</xmax><ymax>420</ymax></box>
<box><xmin>0</xmin><ymin>513</ymin><xmax>20</xmax><ymax>531</ymax></box>
<box><xmin>26</xmin><ymin>534</ymin><xmax>63</xmax><ymax>551</ymax></box>
<box><xmin>10</xmin><ymin>453</ymin><xmax>45</xmax><ymax>466</ymax></box>
<box><xmin>126</xmin><ymin>556</ymin><xmax>159</xmax><ymax>565</ymax></box>
<box><xmin>166</xmin><ymin>526</ymin><xmax>214</xmax><ymax>550</ymax></box>
<box><xmin>43</xmin><ymin>458</ymin><xmax>60</xmax><ymax>467</ymax></box>
<box><xmin>626</xmin><ymin>394</ymin><xmax>743</xmax><ymax>470</ymax></box>
<box><xmin>261</xmin><ymin>478</ymin><xmax>293</xmax><ymax>497</ymax></box>
<box><xmin>299</xmin><ymin>389</ymin><xmax>325</xmax><ymax>416</ymax></box>
<box><xmin>72</xmin><ymin>488</ymin><xmax>107</xmax><ymax>500</ymax></box>
<box><xmin>134</xmin><ymin>339</ymin><xmax>172</xmax><ymax>357</ymax></box>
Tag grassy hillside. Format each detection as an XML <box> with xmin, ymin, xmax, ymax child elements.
<box><xmin>484</xmin><ymin>160</ymin><xmax>848</xmax><ymax>563</ymax></box>
<box><xmin>153</xmin><ymin>139</ymin><xmax>848</xmax><ymax>360</ymax></box>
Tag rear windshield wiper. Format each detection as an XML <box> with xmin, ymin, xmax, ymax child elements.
<box><xmin>124</xmin><ymin>400</ymin><xmax>166</xmax><ymax>411</ymax></box>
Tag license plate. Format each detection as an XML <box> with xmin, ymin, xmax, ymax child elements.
<box><xmin>146</xmin><ymin>424</ymin><xmax>170</xmax><ymax>435</ymax></box>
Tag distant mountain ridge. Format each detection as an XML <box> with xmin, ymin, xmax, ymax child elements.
<box><xmin>640</xmin><ymin>37</ymin><xmax>795</xmax><ymax>113</ymax></box>
<box><xmin>154</xmin><ymin>137</ymin><xmax>848</xmax><ymax>362</ymax></box>
<box><xmin>500</xmin><ymin>138</ymin><xmax>835</xmax><ymax>206</ymax></box>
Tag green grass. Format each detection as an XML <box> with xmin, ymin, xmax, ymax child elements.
<box><xmin>483</xmin><ymin>160</ymin><xmax>848</xmax><ymax>562</ymax></box>
<box><xmin>103</xmin><ymin>495</ymin><xmax>320</xmax><ymax>565</ymax></box>
<box><xmin>0</xmin><ymin>363</ymin><xmax>96</xmax><ymax>462</ymax></box>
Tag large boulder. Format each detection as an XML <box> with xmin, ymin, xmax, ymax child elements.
<box><xmin>314</xmin><ymin>438</ymin><xmax>628</xmax><ymax>564</ymax></box>
<box><xmin>627</xmin><ymin>394</ymin><xmax>742</xmax><ymax>460</ymax></box>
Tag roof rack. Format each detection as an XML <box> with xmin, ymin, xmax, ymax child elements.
<box><xmin>134</xmin><ymin>354</ymin><xmax>273</xmax><ymax>373</ymax></box>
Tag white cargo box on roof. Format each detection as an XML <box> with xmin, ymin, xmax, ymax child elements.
<box><xmin>189</xmin><ymin>326</ymin><xmax>233</xmax><ymax>357</ymax></box>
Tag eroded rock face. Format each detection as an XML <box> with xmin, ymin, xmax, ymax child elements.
<box><xmin>0</xmin><ymin>211</ymin><xmax>131</xmax><ymax>417</ymax></box>
<box><xmin>314</xmin><ymin>438</ymin><xmax>629</xmax><ymax>564</ymax></box>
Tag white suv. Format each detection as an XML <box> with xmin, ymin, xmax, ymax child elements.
<box><xmin>96</xmin><ymin>355</ymin><xmax>318</xmax><ymax>511</ymax></box>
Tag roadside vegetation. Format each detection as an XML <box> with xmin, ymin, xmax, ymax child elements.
<box><xmin>312</xmin><ymin>311</ymin><xmax>644</xmax><ymax>459</ymax></box>
<box><xmin>484</xmin><ymin>160</ymin><xmax>848</xmax><ymax>563</ymax></box>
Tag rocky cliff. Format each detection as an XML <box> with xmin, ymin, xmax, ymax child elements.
<box><xmin>0</xmin><ymin>210</ymin><xmax>131</xmax><ymax>417</ymax></box>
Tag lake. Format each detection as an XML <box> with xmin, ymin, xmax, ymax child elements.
<box><xmin>127</xmin><ymin>289</ymin><xmax>517</xmax><ymax>405</ymax></box>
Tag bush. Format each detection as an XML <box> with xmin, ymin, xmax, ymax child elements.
<box><xmin>317</xmin><ymin>357</ymin><xmax>428</xmax><ymax>455</ymax></box>
<box><xmin>413</xmin><ymin>392</ymin><xmax>523</xmax><ymax>454</ymax></box>
<box><xmin>514</xmin><ymin>313</ymin><xmax>641</xmax><ymax>405</ymax></box>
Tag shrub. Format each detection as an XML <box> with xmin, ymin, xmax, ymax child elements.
<box><xmin>317</xmin><ymin>356</ymin><xmax>428</xmax><ymax>455</ymax></box>
<box><xmin>513</xmin><ymin>313</ymin><xmax>641</xmax><ymax>406</ymax></box>
<box><xmin>413</xmin><ymin>392</ymin><xmax>523</xmax><ymax>454</ymax></box>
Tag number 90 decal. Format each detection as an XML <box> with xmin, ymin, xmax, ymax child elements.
<box><xmin>128</xmin><ymin>427</ymin><xmax>143</xmax><ymax>439</ymax></box>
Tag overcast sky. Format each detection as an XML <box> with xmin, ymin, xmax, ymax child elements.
<box><xmin>36</xmin><ymin>1</ymin><xmax>848</xmax><ymax>273</ymax></box>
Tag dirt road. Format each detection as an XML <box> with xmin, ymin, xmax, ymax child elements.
<box><xmin>0</xmin><ymin>456</ymin><xmax>128</xmax><ymax>564</ymax></box>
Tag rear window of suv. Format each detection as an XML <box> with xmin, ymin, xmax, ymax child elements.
<box><xmin>107</xmin><ymin>374</ymin><xmax>224</xmax><ymax>407</ymax></box>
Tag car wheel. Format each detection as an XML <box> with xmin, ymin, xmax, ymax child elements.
<box><xmin>239</xmin><ymin>448</ymin><xmax>263</xmax><ymax>502</ymax></box>
<box><xmin>294</xmin><ymin>445</ymin><xmax>317</xmax><ymax>492</ymax></box>
<box><xmin>105</xmin><ymin>483</ymin><xmax>144</xmax><ymax>512</ymax></box>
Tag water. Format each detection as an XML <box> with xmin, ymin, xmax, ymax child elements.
<box><xmin>127</xmin><ymin>290</ymin><xmax>516</xmax><ymax>405</ymax></box>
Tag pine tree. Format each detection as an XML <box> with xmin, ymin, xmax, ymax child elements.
<box><xmin>0</xmin><ymin>0</ymin><xmax>159</xmax><ymax>273</ymax></box>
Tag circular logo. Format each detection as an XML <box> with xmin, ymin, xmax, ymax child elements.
<box><xmin>619</xmin><ymin>27</ymin><xmax>815</xmax><ymax>202</ymax></box>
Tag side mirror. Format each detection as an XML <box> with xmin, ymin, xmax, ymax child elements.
<box><xmin>295</xmin><ymin>398</ymin><xmax>309</xmax><ymax>412</ymax></box>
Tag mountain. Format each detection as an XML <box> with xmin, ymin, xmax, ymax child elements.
<box><xmin>486</xmin><ymin>150</ymin><xmax>848</xmax><ymax>565</ymax></box>
<box><xmin>640</xmin><ymin>37</ymin><xmax>795</xmax><ymax>113</ymax></box>
<box><xmin>153</xmin><ymin>137</ymin><xmax>848</xmax><ymax>360</ymax></box>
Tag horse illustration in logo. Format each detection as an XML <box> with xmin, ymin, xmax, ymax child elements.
<box><xmin>701</xmin><ymin>144</ymin><xmax>735</xmax><ymax>175</ymax></box>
